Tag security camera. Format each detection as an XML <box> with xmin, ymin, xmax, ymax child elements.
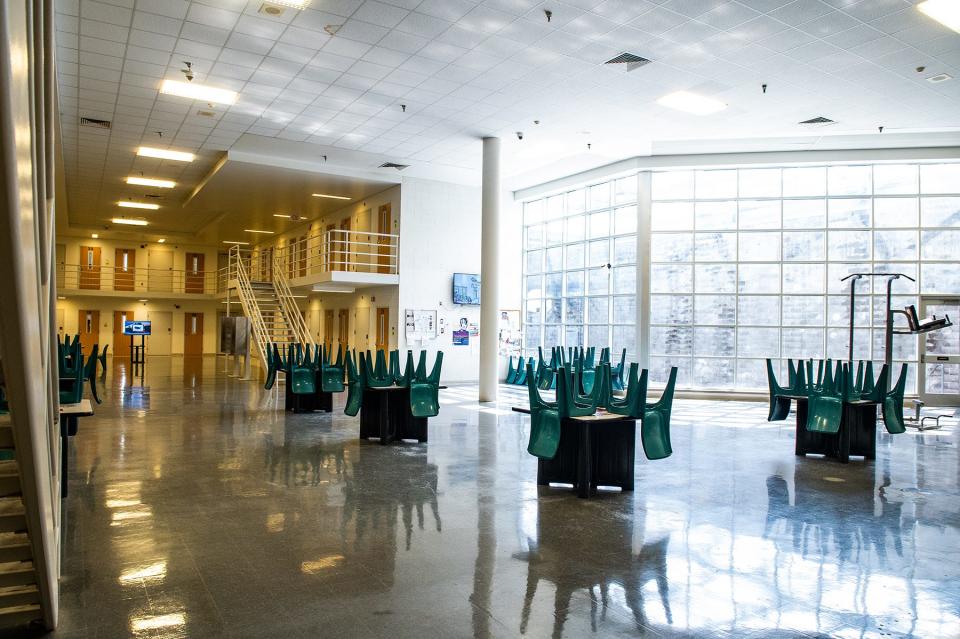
<box><xmin>516</xmin><ymin>131</ymin><xmax>524</xmax><ymax>140</ymax></box>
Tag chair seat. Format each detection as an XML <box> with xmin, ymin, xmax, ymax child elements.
<box><xmin>321</xmin><ymin>369</ymin><xmax>345</xmax><ymax>393</ymax></box>
<box><xmin>290</xmin><ymin>368</ymin><xmax>316</xmax><ymax>395</ymax></box>
<box><xmin>527</xmin><ymin>408</ymin><xmax>561</xmax><ymax>459</ymax></box>
<box><xmin>806</xmin><ymin>396</ymin><xmax>843</xmax><ymax>433</ymax></box>
<box><xmin>409</xmin><ymin>382</ymin><xmax>439</xmax><ymax>418</ymax></box>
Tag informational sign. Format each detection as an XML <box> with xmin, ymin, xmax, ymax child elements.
<box><xmin>404</xmin><ymin>309</ymin><xmax>437</xmax><ymax>340</ymax></box>
<box><xmin>452</xmin><ymin>328</ymin><xmax>469</xmax><ymax>346</ymax></box>
<box><xmin>499</xmin><ymin>310</ymin><xmax>521</xmax><ymax>356</ymax></box>
<box><xmin>123</xmin><ymin>320</ymin><xmax>151</xmax><ymax>335</ymax></box>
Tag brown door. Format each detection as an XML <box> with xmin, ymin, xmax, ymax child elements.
<box><xmin>338</xmin><ymin>309</ymin><xmax>349</xmax><ymax>349</ymax></box>
<box><xmin>377</xmin><ymin>204</ymin><xmax>391</xmax><ymax>273</ymax></box>
<box><xmin>375</xmin><ymin>307</ymin><xmax>389</xmax><ymax>354</ymax></box>
<box><xmin>184</xmin><ymin>312</ymin><xmax>204</xmax><ymax>355</ymax></box>
<box><xmin>324</xmin><ymin>309</ymin><xmax>334</xmax><ymax>352</ymax></box>
<box><xmin>79</xmin><ymin>246</ymin><xmax>101</xmax><ymax>290</ymax></box>
<box><xmin>339</xmin><ymin>218</ymin><xmax>351</xmax><ymax>271</ymax></box>
<box><xmin>185</xmin><ymin>253</ymin><xmax>205</xmax><ymax>293</ymax></box>
<box><xmin>113</xmin><ymin>310</ymin><xmax>135</xmax><ymax>358</ymax></box>
<box><xmin>115</xmin><ymin>248</ymin><xmax>135</xmax><ymax>291</ymax></box>
<box><xmin>77</xmin><ymin>310</ymin><xmax>99</xmax><ymax>356</ymax></box>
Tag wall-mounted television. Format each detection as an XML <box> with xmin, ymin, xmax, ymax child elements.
<box><xmin>123</xmin><ymin>320</ymin><xmax>151</xmax><ymax>336</ymax></box>
<box><xmin>453</xmin><ymin>273</ymin><xmax>480</xmax><ymax>305</ymax></box>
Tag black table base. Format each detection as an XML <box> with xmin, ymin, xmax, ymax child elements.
<box><xmin>537</xmin><ymin>415</ymin><xmax>636</xmax><ymax>498</ymax></box>
<box><xmin>359</xmin><ymin>387</ymin><xmax>427</xmax><ymax>444</ymax></box>
<box><xmin>794</xmin><ymin>398</ymin><xmax>877</xmax><ymax>463</ymax></box>
<box><xmin>283</xmin><ymin>377</ymin><xmax>334</xmax><ymax>413</ymax></box>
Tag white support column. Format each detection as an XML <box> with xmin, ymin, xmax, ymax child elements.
<box><xmin>479</xmin><ymin>137</ymin><xmax>501</xmax><ymax>402</ymax></box>
<box><xmin>637</xmin><ymin>172</ymin><xmax>652</xmax><ymax>370</ymax></box>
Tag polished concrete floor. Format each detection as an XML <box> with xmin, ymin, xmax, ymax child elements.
<box><xmin>27</xmin><ymin>357</ymin><xmax>960</xmax><ymax>638</ymax></box>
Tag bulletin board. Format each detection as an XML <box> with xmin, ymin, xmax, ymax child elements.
<box><xmin>405</xmin><ymin>309</ymin><xmax>438</xmax><ymax>340</ymax></box>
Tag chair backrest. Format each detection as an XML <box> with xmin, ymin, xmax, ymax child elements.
<box><xmin>415</xmin><ymin>350</ymin><xmax>427</xmax><ymax>379</ymax></box>
<box><xmin>526</xmin><ymin>361</ymin><xmax>554</xmax><ymax>410</ymax></box>
<box><xmin>427</xmin><ymin>351</ymin><xmax>443</xmax><ymax>384</ymax></box>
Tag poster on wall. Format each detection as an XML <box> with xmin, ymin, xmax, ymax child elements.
<box><xmin>498</xmin><ymin>310</ymin><xmax>521</xmax><ymax>356</ymax></box>
<box><xmin>404</xmin><ymin>309</ymin><xmax>437</xmax><ymax>340</ymax></box>
<box><xmin>453</xmin><ymin>317</ymin><xmax>469</xmax><ymax>345</ymax></box>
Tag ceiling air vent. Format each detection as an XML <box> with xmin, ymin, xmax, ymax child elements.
<box><xmin>80</xmin><ymin>117</ymin><xmax>111</xmax><ymax>129</ymax></box>
<box><xmin>379</xmin><ymin>162</ymin><xmax>409</xmax><ymax>170</ymax></box>
<box><xmin>799</xmin><ymin>116</ymin><xmax>836</xmax><ymax>128</ymax></box>
<box><xmin>604</xmin><ymin>53</ymin><xmax>652</xmax><ymax>71</ymax></box>
<box><xmin>258</xmin><ymin>2</ymin><xmax>286</xmax><ymax>17</ymax></box>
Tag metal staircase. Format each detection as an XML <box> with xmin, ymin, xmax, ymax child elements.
<box><xmin>228</xmin><ymin>246</ymin><xmax>313</xmax><ymax>370</ymax></box>
<box><xmin>0</xmin><ymin>415</ymin><xmax>43</xmax><ymax>628</ymax></box>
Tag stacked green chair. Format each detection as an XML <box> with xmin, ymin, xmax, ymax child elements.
<box><xmin>362</xmin><ymin>350</ymin><xmax>395</xmax><ymax>388</ymax></box>
<box><xmin>556</xmin><ymin>366</ymin><xmax>602</xmax><ymax>418</ymax></box>
<box><xmin>860</xmin><ymin>362</ymin><xmax>889</xmax><ymax>403</ymax></box>
<box><xmin>536</xmin><ymin>347</ymin><xmax>554</xmax><ymax>390</ymax></box>
<box><xmin>84</xmin><ymin>344</ymin><xmax>101</xmax><ymax>404</ymax></box>
<box><xmin>59</xmin><ymin>340</ymin><xmax>84</xmax><ymax>405</ymax></box>
<box><xmin>603</xmin><ymin>363</ymin><xmax>647</xmax><ymax>418</ymax></box>
<box><xmin>525</xmin><ymin>361</ymin><xmax>561</xmax><ymax>459</ymax></box>
<box><xmin>805</xmin><ymin>359</ymin><xmax>843</xmax><ymax>434</ymax></box>
<box><xmin>344</xmin><ymin>351</ymin><xmax>363</xmax><ymax>417</ymax></box>
<box><xmin>766</xmin><ymin>359</ymin><xmax>806</xmax><ymax>422</ymax></box>
<box><xmin>290</xmin><ymin>346</ymin><xmax>316</xmax><ymax>395</ymax></box>
<box><xmin>264</xmin><ymin>344</ymin><xmax>280</xmax><ymax>390</ymax></box>
<box><xmin>393</xmin><ymin>350</ymin><xmax>416</xmax><ymax>387</ymax></box>
<box><xmin>641</xmin><ymin>367</ymin><xmax>677</xmax><ymax>461</ymax></box>
<box><xmin>505</xmin><ymin>356</ymin><xmax>518</xmax><ymax>384</ymax></box>
<box><xmin>97</xmin><ymin>344</ymin><xmax>109</xmax><ymax>380</ymax></box>
<box><xmin>513</xmin><ymin>358</ymin><xmax>529</xmax><ymax>386</ymax></box>
<box><xmin>579</xmin><ymin>349</ymin><xmax>597</xmax><ymax>395</ymax></box>
<box><xmin>610</xmin><ymin>348</ymin><xmax>627</xmax><ymax>391</ymax></box>
<box><xmin>320</xmin><ymin>344</ymin><xmax>346</xmax><ymax>393</ymax></box>
<box><xmin>410</xmin><ymin>352</ymin><xmax>443</xmax><ymax>418</ymax></box>
<box><xmin>881</xmin><ymin>363</ymin><xmax>909</xmax><ymax>434</ymax></box>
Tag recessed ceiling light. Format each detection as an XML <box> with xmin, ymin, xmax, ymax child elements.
<box><xmin>656</xmin><ymin>91</ymin><xmax>727</xmax><ymax>115</ymax></box>
<box><xmin>126</xmin><ymin>176</ymin><xmax>176</xmax><ymax>188</ymax></box>
<box><xmin>160</xmin><ymin>79</ymin><xmax>238</xmax><ymax>105</ymax></box>
<box><xmin>273</xmin><ymin>214</ymin><xmax>292</xmax><ymax>218</ymax></box>
<box><xmin>91</xmin><ymin>233</ymin><xmax>99</xmax><ymax>239</ymax></box>
<box><xmin>222</xmin><ymin>240</ymin><xmax>249</xmax><ymax>244</ymax></box>
<box><xmin>312</xmin><ymin>193</ymin><xmax>350</xmax><ymax>200</ymax></box>
<box><xmin>138</xmin><ymin>299</ymin><xmax>148</xmax><ymax>302</ymax></box>
<box><xmin>324</xmin><ymin>24</ymin><xmax>341</xmax><ymax>36</ymax></box>
<box><xmin>927</xmin><ymin>73</ymin><xmax>952</xmax><ymax>83</ymax></box>
<box><xmin>918</xmin><ymin>0</ymin><xmax>960</xmax><ymax>34</ymax></box>
<box><xmin>118</xmin><ymin>201</ymin><xmax>160</xmax><ymax>210</ymax></box>
<box><xmin>272</xmin><ymin>0</ymin><xmax>310</xmax><ymax>8</ymax></box>
<box><xmin>157</xmin><ymin>238</ymin><xmax>166</xmax><ymax>243</ymax></box>
<box><xmin>244</xmin><ymin>229</ymin><xmax>274</xmax><ymax>234</ymax></box>
<box><xmin>137</xmin><ymin>146</ymin><xmax>195</xmax><ymax>162</ymax></box>
<box><xmin>57</xmin><ymin>296</ymin><xmax>66</xmax><ymax>300</ymax></box>
<box><xmin>112</xmin><ymin>218</ymin><xmax>149</xmax><ymax>226</ymax></box>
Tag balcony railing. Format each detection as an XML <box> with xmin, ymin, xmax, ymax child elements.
<box><xmin>57</xmin><ymin>264</ymin><xmax>218</xmax><ymax>295</ymax></box>
<box><xmin>269</xmin><ymin>229</ymin><xmax>399</xmax><ymax>280</ymax></box>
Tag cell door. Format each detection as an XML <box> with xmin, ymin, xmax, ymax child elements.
<box><xmin>113</xmin><ymin>310</ymin><xmax>134</xmax><ymax>358</ymax></box>
<box><xmin>338</xmin><ymin>309</ymin><xmax>349</xmax><ymax>349</ymax></box>
<box><xmin>185</xmin><ymin>253</ymin><xmax>205</xmax><ymax>293</ymax></box>
<box><xmin>115</xmin><ymin>248</ymin><xmax>135</xmax><ymax>291</ymax></box>
<box><xmin>184</xmin><ymin>312</ymin><xmax>204</xmax><ymax>356</ymax></box>
<box><xmin>377</xmin><ymin>204</ymin><xmax>391</xmax><ymax>273</ymax></box>
<box><xmin>77</xmin><ymin>310</ymin><xmax>99</xmax><ymax>355</ymax></box>
<box><xmin>376</xmin><ymin>307</ymin><xmax>389</xmax><ymax>354</ymax></box>
<box><xmin>79</xmin><ymin>245</ymin><xmax>101</xmax><ymax>290</ymax></box>
<box><xmin>324</xmin><ymin>309</ymin><xmax>334</xmax><ymax>352</ymax></box>
<box><xmin>918</xmin><ymin>296</ymin><xmax>960</xmax><ymax>406</ymax></box>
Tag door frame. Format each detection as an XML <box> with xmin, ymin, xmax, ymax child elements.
<box><xmin>375</xmin><ymin>307</ymin><xmax>389</xmax><ymax>353</ymax></box>
<box><xmin>918</xmin><ymin>295</ymin><xmax>960</xmax><ymax>406</ymax></box>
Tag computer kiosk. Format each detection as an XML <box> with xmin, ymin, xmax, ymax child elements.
<box><xmin>123</xmin><ymin>320</ymin><xmax>150</xmax><ymax>374</ymax></box>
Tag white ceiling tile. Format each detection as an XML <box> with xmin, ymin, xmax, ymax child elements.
<box><xmin>134</xmin><ymin>0</ymin><xmax>188</xmax><ymax>20</ymax></box>
<box><xmin>226</xmin><ymin>31</ymin><xmax>274</xmax><ymax>55</ymax></box>
<box><xmin>757</xmin><ymin>26</ymin><xmax>815</xmax><ymax>52</ymax></box>
<box><xmin>180</xmin><ymin>22</ymin><xmax>230</xmax><ymax>47</ymax></box>
<box><xmin>395</xmin><ymin>12</ymin><xmax>453</xmax><ymax>39</ymax></box>
<box><xmin>82</xmin><ymin>0</ymin><xmax>133</xmax><ymax>27</ymax></box>
<box><xmin>362</xmin><ymin>46</ymin><xmax>411</xmax><ymax>66</ymax></box>
<box><xmin>80</xmin><ymin>35</ymin><xmax>126</xmax><ymax>57</ymax></box>
<box><xmin>186</xmin><ymin>4</ymin><xmax>239</xmax><ymax>31</ymax></box>
<box><xmin>57</xmin><ymin>0</ymin><xmax>80</xmax><ymax>16</ymax></box>
<box><xmin>219</xmin><ymin>48</ymin><xmax>265</xmax><ymax>69</ymax></box>
<box><xmin>279</xmin><ymin>26</ymin><xmax>331</xmax><ymax>51</ymax></box>
<box><xmin>797</xmin><ymin>10</ymin><xmax>860</xmax><ymax>38</ymax></box>
<box><xmin>322</xmin><ymin>36</ymin><xmax>373</xmax><ymax>59</ymax></box>
<box><xmin>768</xmin><ymin>0</ymin><xmax>835</xmax><ymax>26</ymax></box>
<box><xmin>310</xmin><ymin>51</ymin><xmax>357</xmax><ymax>72</ymax></box>
<box><xmin>436</xmin><ymin>24</ymin><xmax>489</xmax><ymax>49</ymax></box>
<box><xmin>458</xmin><ymin>5</ymin><xmax>515</xmax><ymax>34</ymax></box>
<box><xmin>349</xmin><ymin>60</ymin><xmax>395</xmax><ymax>80</ymax></box>
<box><xmin>416</xmin><ymin>0</ymin><xmax>476</xmax><ymax>21</ymax></box>
<box><xmin>823</xmin><ymin>24</ymin><xmax>884</xmax><ymax>49</ymax></box>
<box><xmin>377</xmin><ymin>29</ymin><xmax>429</xmax><ymax>53</ymax></box>
<box><xmin>271</xmin><ymin>43</ymin><xmax>319</xmax><ymax>64</ymax></box>
<box><xmin>335</xmin><ymin>20</ymin><xmax>392</xmax><ymax>44</ymax></box>
<box><xmin>840</xmin><ymin>0</ymin><xmax>912</xmax><ymax>23</ymax></box>
<box><xmin>298</xmin><ymin>65</ymin><xmax>344</xmax><ymax>84</ymax></box>
<box><xmin>260</xmin><ymin>56</ymin><xmax>306</xmax><ymax>77</ymax></box>
<box><xmin>174</xmin><ymin>38</ymin><xmax>221</xmax><ymax>61</ymax></box>
<box><xmin>353</xmin><ymin>1</ymin><xmax>411</xmax><ymax>28</ymax></box>
<box><xmin>80</xmin><ymin>18</ymin><xmax>129</xmax><ymax>43</ymax></box>
<box><xmin>131</xmin><ymin>11</ymin><xmax>183</xmax><ymax>37</ymax></box>
<box><xmin>212</xmin><ymin>61</ymin><xmax>255</xmax><ymax>81</ymax></box>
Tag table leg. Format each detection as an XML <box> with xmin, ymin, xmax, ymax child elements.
<box><xmin>794</xmin><ymin>399</ymin><xmax>806</xmax><ymax>456</ymax></box>
<box><xmin>378</xmin><ymin>392</ymin><xmax>390</xmax><ymax>445</ymax></box>
<box><xmin>577</xmin><ymin>421</ymin><xmax>592</xmax><ymax>499</ymax></box>
<box><xmin>838</xmin><ymin>408</ymin><xmax>851</xmax><ymax>464</ymax></box>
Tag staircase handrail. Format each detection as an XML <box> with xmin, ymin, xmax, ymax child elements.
<box><xmin>272</xmin><ymin>252</ymin><xmax>314</xmax><ymax>348</ymax></box>
<box><xmin>230</xmin><ymin>245</ymin><xmax>270</xmax><ymax>366</ymax></box>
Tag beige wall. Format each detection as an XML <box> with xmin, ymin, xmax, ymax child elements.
<box><xmin>57</xmin><ymin>237</ymin><xmax>220</xmax><ymax>286</ymax></box>
<box><xmin>56</xmin><ymin>297</ymin><xmax>221</xmax><ymax>356</ymax></box>
<box><xmin>304</xmin><ymin>285</ymin><xmax>399</xmax><ymax>353</ymax></box>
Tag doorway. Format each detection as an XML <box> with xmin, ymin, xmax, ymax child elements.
<box><xmin>375</xmin><ymin>307</ymin><xmax>389</xmax><ymax>354</ymax></box>
<box><xmin>377</xmin><ymin>203</ymin><xmax>391</xmax><ymax>274</ymax></box>
<box><xmin>324</xmin><ymin>309</ymin><xmax>335</xmax><ymax>352</ymax></box>
<box><xmin>79</xmin><ymin>245</ymin><xmax>101</xmax><ymax>290</ymax></box>
<box><xmin>115</xmin><ymin>248</ymin><xmax>135</xmax><ymax>291</ymax></box>
<box><xmin>918</xmin><ymin>296</ymin><xmax>960</xmax><ymax>407</ymax></box>
<box><xmin>113</xmin><ymin>310</ymin><xmax>135</xmax><ymax>358</ymax></box>
<box><xmin>185</xmin><ymin>253</ymin><xmax>205</xmax><ymax>294</ymax></box>
<box><xmin>148</xmin><ymin>311</ymin><xmax>172</xmax><ymax>355</ymax></box>
<box><xmin>184</xmin><ymin>312</ymin><xmax>204</xmax><ymax>356</ymax></box>
<box><xmin>338</xmin><ymin>309</ymin><xmax>349</xmax><ymax>349</ymax></box>
<box><xmin>148</xmin><ymin>249</ymin><xmax>174</xmax><ymax>292</ymax></box>
<box><xmin>77</xmin><ymin>310</ymin><xmax>100</xmax><ymax>355</ymax></box>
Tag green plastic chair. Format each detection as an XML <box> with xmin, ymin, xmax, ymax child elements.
<box><xmin>320</xmin><ymin>344</ymin><xmax>345</xmax><ymax>393</ymax></box>
<box><xmin>556</xmin><ymin>366</ymin><xmax>600</xmax><ymax>418</ymax></box>
<box><xmin>514</xmin><ymin>358</ymin><xmax>528</xmax><ymax>386</ymax></box>
<box><xmin>882</xmin><ymin>363</ymin><xmax>908</xmax><ymax>434</ymax></box>
<box><xmin>291</xmin><ymin>347</ymin><xmax>316</xmax><ymax>395</ymax></box>
<box><xmin>59</xmin><ymin>343</ymin><xmax>84</xmax><ymax>405</ymax></box>
<box><xmin>343</xmin><ymin>350</ymin><xmax>363</xmax><ymax>416</ymax></box>
<box><xmin>363</xmin><ymin>350</ymin><xmax>394</xmax><ymax>388</ymax></box>
<box><xmin>410</xmin><ymin>351</ymin><xmax>443</xmax><ymax>418</ymax></box>
<box><xmin>805</xmin><ymin>360</ymin><xmax>843</xmax><ymax>434</ymax></box>
<box><xmin>641</xmin><ymin>367</ymin><xmax>677</xmax><ymax>461</ymax></box>
<box><xmin>525</xmin><ymin>361</ymin><xmax>561</xmax><ymax>459</ymax></box>
<box><xmin>603</xmin><ymin>363</ymin><xmax>647</xmax><ymax>418</ymax></box>
<box><xmin>97</xmin><ymin>344</ymin><xmax>109</xmax><ymax>380</ymax></box>
<box><xmin>861</xmin><ymin>362</ymin><xmax>890</xmax><ymax>403</ymax></box>
<box><xmin>766</xmin><ymin>359</ymin><xmax>793</xmax><ymax>422</ymax></box>
<box><xmin>610</xmin><ymin>348</ymin><xmax>627</xmax><ymax>391</ymax></box>
<box><xmin>394</xmin><ymin>350</ymin><xmax>415</xmax><ymax>387</ymax></box>
<box><xmin>84</xmin><ymin>344</ymin><xmax>101</xmax><ymax>404</ymax></box>
<box><xmin>414</xmin><ymin>350</ymin><xmax>427</xmax><ymax>380</ymax></box>
<box><xmin>505</xmin><ymin>356</ymin><xmax>518</xmax><ymax>384</ymax></box>
<box><xmin>264</xmin><ymin>344</ymin><xmax>279</xmax><ymax>390</ymax></box>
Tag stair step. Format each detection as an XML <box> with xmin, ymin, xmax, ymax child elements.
<box><xmin>0</xmin><ymin>586</ymin><xmax>40</xmax><ymax>608</ymax></box>
<box><xmin>0</xmin><ymin>499</ymin><xmax>26</xmax><ymax>533</ymax></box>
<box><xmin>0</xmin><ymin>534</ymin><xmax>31</xmax><ymax>563</ymax></box>
<box><xmin>0</xmin><ymin>604</ymin><xmax>42</xmax><ymax>628</ymax></box>
<box><xmin>0</xmin><ymin>562</ymin><xmax>35</xmax><ymax>589</ymax></box>
<box><xmin>0</xmin><ymin>419</ymin><xmax>12</xmax><ymax>449</ymax></box>
<box><xmin>0</xmin><ymin>462</ymin><xmax>19</xmax><ymax>499</ymax></box>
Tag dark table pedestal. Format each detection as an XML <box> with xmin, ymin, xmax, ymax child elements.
<box><xmin>537</xmin><ymin>414</ymin><xmax>636</xmax><ymax>498</ymax></box>
<box><xmin>794</xmin><ymin>398</ymin><xmax>877</xmax><ymax>463</ymax></box>
<box><xmin>359</xmin><ymin>386</ymin><xmax>427</xmax><ymax>444</ymax></box>
<box><xmin>283</xmin><ymin>374</ymin><xmax>334</xmax><ymax>413</ymax></box>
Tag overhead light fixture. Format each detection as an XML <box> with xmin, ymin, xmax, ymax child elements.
<box><xmin>160</xmin><ymin>79</ymin><xmax>238</xmax><ymax>105</ymax></box>
<box><xmin>272</xmin><ymin>0</ymin><xmax>310</xmax><ymax>8</ymax></box>
<box><xmin>138</xmin><ymin>299</ymin><xmax>148</xmax><ymax>303</ymax></box>
<box><xmin>126</xmin><ymin>176</ymin><xmax>176</xmax><ymax>188</ymax></box>
<box><xmin>136</xmin><ymin>146</ymin><xmax>195</xmax><ymax>162</ymax></box>
<box><xmin>244</xmin><ymin>229</ymin><xmax>274</xmax><ymax>234</ymax></box>
<box><xmin>222</xmin><ymin>240</ymin><xmax>249</xmax><ymax>244</ymax></box>
<box><xmin>918</xmin><ymin>0</ymin><xmax>960</xmax><ymax>34</ymax></box>
<box><xmin>273</xmin><ymin>214</ymin><xmax>292</xmax><ymax>218</ymax></box>
<box><xmin>118</xmin><ymin>201</ymin><xmax>159</xmax><ymax>210</ymax></box>
<box><xmin>57</xmin><ymin>296</ymin><xmax>66</xmax><ymax>300</ymax></box>
<box><xmin>312</xmin><ymin>193</ymin><xmax>350</xmax><ymax>200</ymax></box>
<box><xmin>157</xmin><ymin>238</ymin><xmax>166</xmax><ymax>243</ymax></box>
<box><xmin>91</xmin><ymin>233</ymin><xmax>99</xmax><ymax>239</ymax></box>
<box><xmin>656</xmin><ymin>91</ymin><xmax>727</xmax><ymax>115</ymax></box>
<box><xmin>928</xmin><ymin>73</ymin><xmax>952</xmax><ymax>83</ymax></box>
<box><xmin>112</xmin><ymin>218</ymin><xmax>149</xmax><ymax>226</ymax></box>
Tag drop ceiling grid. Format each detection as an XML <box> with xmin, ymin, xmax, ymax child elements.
<box><xmin>55</xmin><ymin>0</ymin><xmax>960</xmax><ymax>231</ymax></box>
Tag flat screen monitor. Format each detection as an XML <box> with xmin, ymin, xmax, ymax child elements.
<box><xmin>453</xmin><ymin>273</ymin><xmax>480</xmax><ymax>305</ymax></box>
<box><xmin>123</xmin><ymin>320</ymin><xmax>151</xmax><ymax>336</ymax></box>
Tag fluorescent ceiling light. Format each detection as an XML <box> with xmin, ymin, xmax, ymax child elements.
<box><xmin>223</xmin><ymin>240</ymin><xmax>249</xmax><ymax>244</ymax></box>
<box><xmin>136</xmin><ymin>146</ymin><xmax>195</xmax><ymax>162</ymax></box>
<box><xmin>918</xmin><ymin>0</ymin><xmax>960</xmax><ymax>33</ymax></box>
<box><xmin>273</xmin><ymin>214</ymin><xmax>292</xmax><ymax>218</ymax></box>
<box><xmin>244</xmin><ymin>229</ymin><xmax>274</xmax><ymax>234</ymax></box>
<box><xmin>112</xmin><ymin>218</ymin><xmax>149</xmax><ymax>226</ymax></box>
<box><xmin>126</xmin><ymin>176</ymin><xmax>175</xmax><ymax>188</ymax></box>
<box><xmin>91</xmin><ymin>233</ymin><xmax>99</xmax><ymax>239</ymax></box>
<box><xmin>160</xmin><ymin>79</ymin><xmax>238</xmax><ymax>105</ymax></box>
<box><xmin>656</xmin><ymin>91</ymin><xmax>727</xmax><ymax>115</ymax></box>
<box><xmin>157</xmin><ymin>238</ymin><xmax>165</xmax><ymax>243</ymax></box>
<box><xmin>312</xmin><ymin>193</ymin><xmax>350</xmax><ymax>200</ymax></box>
<box><xmin>272</xmin><ymin>0</ymin><xmax>310</xmax><ymax>8</ymax></box>
<box><xmin>118</xmin><ymin>201</ymin><xmax>159</xmax><ymax>210</ymax></box>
